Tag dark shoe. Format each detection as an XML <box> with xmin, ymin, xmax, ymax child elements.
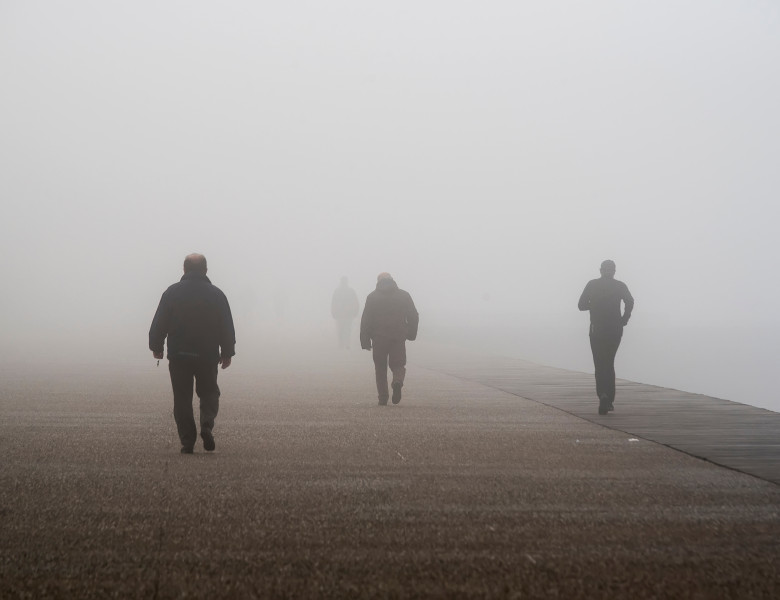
<box><xmin>608</xmin><ymin>402</ymin><xmax>615</xmax><ymax>412</ymax></box>
<box><xmin>181</xmin><ymin>446</ymin><xmax>194</xmax><ymax>454</ymax></box>
<box><xmin>201</xmin><ymin>429</ymin><xmax>215</xmax><ymax>452</ymax></box>
<box><xmin>598</xmin><ymin>394</ymin><xmax>609</xmax><ymax>415</ymax></box>
<box><xmin>391</xmin><ymin>382</ymin><xmax>402</xmax><ymax>404</ymax></box>
<box><xmin>378</xmin><ymin>396</ymin><xmax>389</xmax><ymax>406</ymax></box>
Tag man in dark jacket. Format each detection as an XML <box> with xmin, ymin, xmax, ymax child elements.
<box><xmin>360</xmin><ymin>273</ymin><xmax>419</xmax><ymax>405</ymax></box>
<box><xmin>578</xmin><ymin>259</ymin><xmax>634</xmax><ymax>415</ymax></box>
<box><xmin>331</xmin><ymin>276</ymin><xmax>359</xmax><ymax>349</ymax></box>
<box><xmin>149</xmin><ymin>254</ymin><xmax>236</xmax><ymax>453</ymax></box>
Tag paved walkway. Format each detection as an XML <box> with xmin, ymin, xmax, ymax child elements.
<box><xmin>1</xmin><ymin>343</ymin><xmax>778</xmax><ymax>598</ymax></box>
<box><xmin>418</xmin><ymin>344</ymin><xmax>780</xmax><ymax>485</ymax></box>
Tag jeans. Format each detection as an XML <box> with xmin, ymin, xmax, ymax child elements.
<box><xmin>372</xmin><ymin>337</ymin><xmax>407</xmax><ymax>400</ymax></box>
<box><xmin>168</xmin><ymin>359</ymin><xmax>220</xmax><ymax>448</ymax></box>
<box><xmin>589</xmin><ymin>333</ymin><xmax>622</xmax><ymax>405</ymax></box>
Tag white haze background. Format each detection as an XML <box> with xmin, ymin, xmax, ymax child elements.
<box><xmin>1</xmin><ymin>1</ymin><xmax>779</xmax><ymax>411</ymax></box>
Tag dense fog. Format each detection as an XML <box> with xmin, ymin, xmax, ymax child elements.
<box><xmin>1</xmin><ymin>2</ymin><xmax>778</xmax><ymax>410</ymax></box>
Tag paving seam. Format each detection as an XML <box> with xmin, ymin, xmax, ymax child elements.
<box><xmin>421</xmin><ymin>366</ymin><xmax>780</xmax><ymax>488</ymax></box>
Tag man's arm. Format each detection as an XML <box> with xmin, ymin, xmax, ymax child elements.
<box><xmin>218</xmin><ymin>293</ymin><xmax>236</xmax><ymax>367</ymax></box>
<box><xmin>577</xmin><ymin>281</ymin><xmax>592</xmax><ymax>311</ymax></box>
<box><xmin>359</xmin><ymin>297</ymin><xmax>372</xmax><ymax>350</ymax></box>
<box><xmin>149</xmin><ymin>292</ymin><xmax>169</xmax><ymax>358</ymax></box>
<box><xmin>622</xmin><ymin>284</ymin><xmax>634</xmax><ymax>326</ymax></box>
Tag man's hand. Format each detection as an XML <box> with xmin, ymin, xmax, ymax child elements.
<box><xmin>152</xmin><ymin>351</ymin><xmax>164</xmax><ymax>359</ymax></box>
<box><xmin>622</xmin><ymin>315</ymin><xmax>631</xmax><ymax>327</ymax></box>
<box><xmin>219</xmin><ymin>356</ymin><xmax>232</xmax><ymax>369</ymax></box>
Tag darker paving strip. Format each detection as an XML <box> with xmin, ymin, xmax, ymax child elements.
<box><xmin>421</xmin><ymin>353</ymin><xmax>780</xmax><ymax>486</ymax></box>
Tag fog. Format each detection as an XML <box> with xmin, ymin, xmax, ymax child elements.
<box><xmin>1</xmin><ymin>2</ymin><xmax>778</xmax><ymax>410</ymax></box>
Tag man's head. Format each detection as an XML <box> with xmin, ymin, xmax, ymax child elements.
<box><xmin>377</xmin><ymin>272</ymin><xmax>392</xmax><ymax>282</ymax></box>
<box><xmin>183</xmin><ymin>253</ymin><xmax>208</xmax><ymax>275</ymax></box>
<box><xmin>599</xmin><ymin>259</ymin><xmax>616</xmax><ymax>279</ymax></box>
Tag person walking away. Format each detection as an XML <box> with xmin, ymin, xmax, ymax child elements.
<box><xmin>360</xmin><ymin>273</ymin><xmax>419</xmax><ymax>405</ymax></box>
<box><xmin>149</xmin><ymin>253</ymin><xmax>236</xmax><ymax>453</ymax></box>
<box><xmin>331</xmin><ymin>276</ymin><xmax>359</xmax><ymax>349</ymax></box>
<box><xmin>578</xmin><ymin>259</ymin><xmax>634</xmax><ymax>415</ymax></box>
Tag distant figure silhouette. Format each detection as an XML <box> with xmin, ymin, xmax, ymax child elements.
<box><xmin>360</xmin><ymin>273</ymin><xmax>419</xmax><ymax>406</ymax></box>
<box><xmin>149</xmin><ymin>254</ymin><xmax>236</xmax><ymax>453</ymax></box>
<box><xmin>578</xmin><ymin>260</ymin><xmax>634</xmax><ymax>415</ymax></box>
<box><xmin>331</xmin><ymin>276</ymin><xmax>359</xmax><ymax>349</ymax></box>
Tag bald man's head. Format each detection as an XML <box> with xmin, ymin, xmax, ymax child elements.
<box><xmin>377</xmin><ymin>272</ymin><xmax>392</xmax><ymax>282</ymax></box>
<box><xmin>183</xmin><ymin>253</ymin><xmax>207</xmax><ymax>275</ymax></box>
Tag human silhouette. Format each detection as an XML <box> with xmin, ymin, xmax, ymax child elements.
<box><xmin>331</xmin><ymin>276</ymin><xmax>359</xmax><ymax>349</ymax></box>
<box><xmin>360</xmin><ymin>273</ymin><xmax>419</xmax><ymax>405</ymax></box>
<box><xmin>149</xmin><ymin>254</ymin><xmax>236</xmax><ymax>453</ymax></box>
<box><xmin>578</xmin><ymin>260</ymin><xmax>634</xmax><ymax>415</ymax></box>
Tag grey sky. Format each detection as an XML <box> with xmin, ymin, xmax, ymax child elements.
<box><xmin>1</xmin><ymin>2</ymin><xmax>778</xmax><ymax>406</ymax></box>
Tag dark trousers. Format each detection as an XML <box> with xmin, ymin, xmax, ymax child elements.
<box><xmin>372</xmin><ymin>337</ymin><xmax>407</xmax><ymax>400</ymax></box>
<box><xmin>168</xmin><ymin>360</ymin><xmax>220</xmax><ymax>448</ymax></box>
<box><xmin>590</xmin><ymin>333</ymin><xmax>622</xmax><ymax>404</ymax></box>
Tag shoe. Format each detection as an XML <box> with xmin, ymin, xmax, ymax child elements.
<box><xmin>598</xmin><ymin>394</ymin><xmax>609</xmax><ymax>415</ymax></box>
<box><xmin>201</xmin><ymin>429</ymin><xmax>215</xmax><ymax>452</ymax></box>
<box><xmin>378</xmin><ymin>396</ymin><xmax>389</xmax><ymax>406</ymax></box>
<box><xmin>181</xmin><ymin>446</ymin><xmax>194</xmax><ymax>454</ymax></box>
<box><xmin>608</xmin><ymin>403</ymin><xmax>615</xmax><ymax>412</ymax></box>
<box><xmin>391</xmin><ymin>382</ymin><xmax>402</xmax><ymax>404</ymax></box>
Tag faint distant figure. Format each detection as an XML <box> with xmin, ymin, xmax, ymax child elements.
<box><xmin>578</xmin><ymin>260</ymin><xmax>634</xmax><ymax>415</ymax></box>
<box><xmin>149</xmin><ymin>254</ymin><xmax>236</xmax><ymax>454</ymax></box>
<box><xmin>331</xmin><ymin>276</ymin><xmax>359</xmax><ymax>349</ymax></box>
<box><xmin>360</xmin><ymin>273</ymin><xmax>419</xmax><ymax>405</ymax></box>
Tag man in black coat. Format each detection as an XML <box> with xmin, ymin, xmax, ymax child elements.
<box><xmin>578</xmin><ymin>259</ymin><xmax>634</xmax><ymax>415</ymax></box>
<box><xmin>360</xmin><ymin>273</ymin><xmax>419</xmax><ymax>405</ymax></box>
<box><xmin>149</xmin><ymin>254</ymin><xmax>236</xmax><ymax>453</ymax></box>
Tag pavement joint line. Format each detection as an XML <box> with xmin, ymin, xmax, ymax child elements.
<box><xmin>423</xmin><ymin>366</ymin><xmax>780</xmax><ymax>488</ymax></box>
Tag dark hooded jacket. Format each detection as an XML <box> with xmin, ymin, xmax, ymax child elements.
<box><xmin>149</xmin><ymin>272</ymin><xmax>236</xmax><ymax>361</ymax></box>
<box><xmin>360</xmin><ymin>278</ymin><xmax>419</xmax><ymax>349</ymax></box>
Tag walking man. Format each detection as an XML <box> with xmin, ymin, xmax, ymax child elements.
<box><xmin>149</xmin><ymin>253</ymin><xmax>236</xmax><ymax>453</ymax></box>
<box><xmin>578</xmin><ymin>259</ymin><xmax>634</xmax><ymax>415</ymax></box>
<box><xmin>331</xmin><ymin>276</ymin><xmax>360</xmax><ymax>349</ymax></box>
<box><xmin>360</xmin><ymin>273</ymin><xmax>419</xmax><ymax>405</ymax></box>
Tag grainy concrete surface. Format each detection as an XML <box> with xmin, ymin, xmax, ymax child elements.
<box><xmin>1</xmin><ymin>342</ymin><xmax>778</xmax><ymax>598</ymax></box>
<box><xmin>422</xmin><ymin>346</ymin><xmax>780</xmax><ymax>485</ymax></box>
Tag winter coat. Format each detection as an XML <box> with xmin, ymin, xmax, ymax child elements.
<box><xmin>149</xmin><ymin>272</ymin><xmax>236</xmax><ymax>361</ymax></box>
<box><xmin>360</xmin><ymin>278</ymin><xmax>419</xmax><ymax>349</ymax></box>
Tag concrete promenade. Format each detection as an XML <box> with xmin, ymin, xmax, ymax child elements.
<box><xmin>1</xmin><ymin>342</ymin><xmax>779</xmax><ymax>598</ymax></box>
<box><xmin>424</xmin><ymin>346</ymin><xmax>780</xmax><ymax>486</ymax></box>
